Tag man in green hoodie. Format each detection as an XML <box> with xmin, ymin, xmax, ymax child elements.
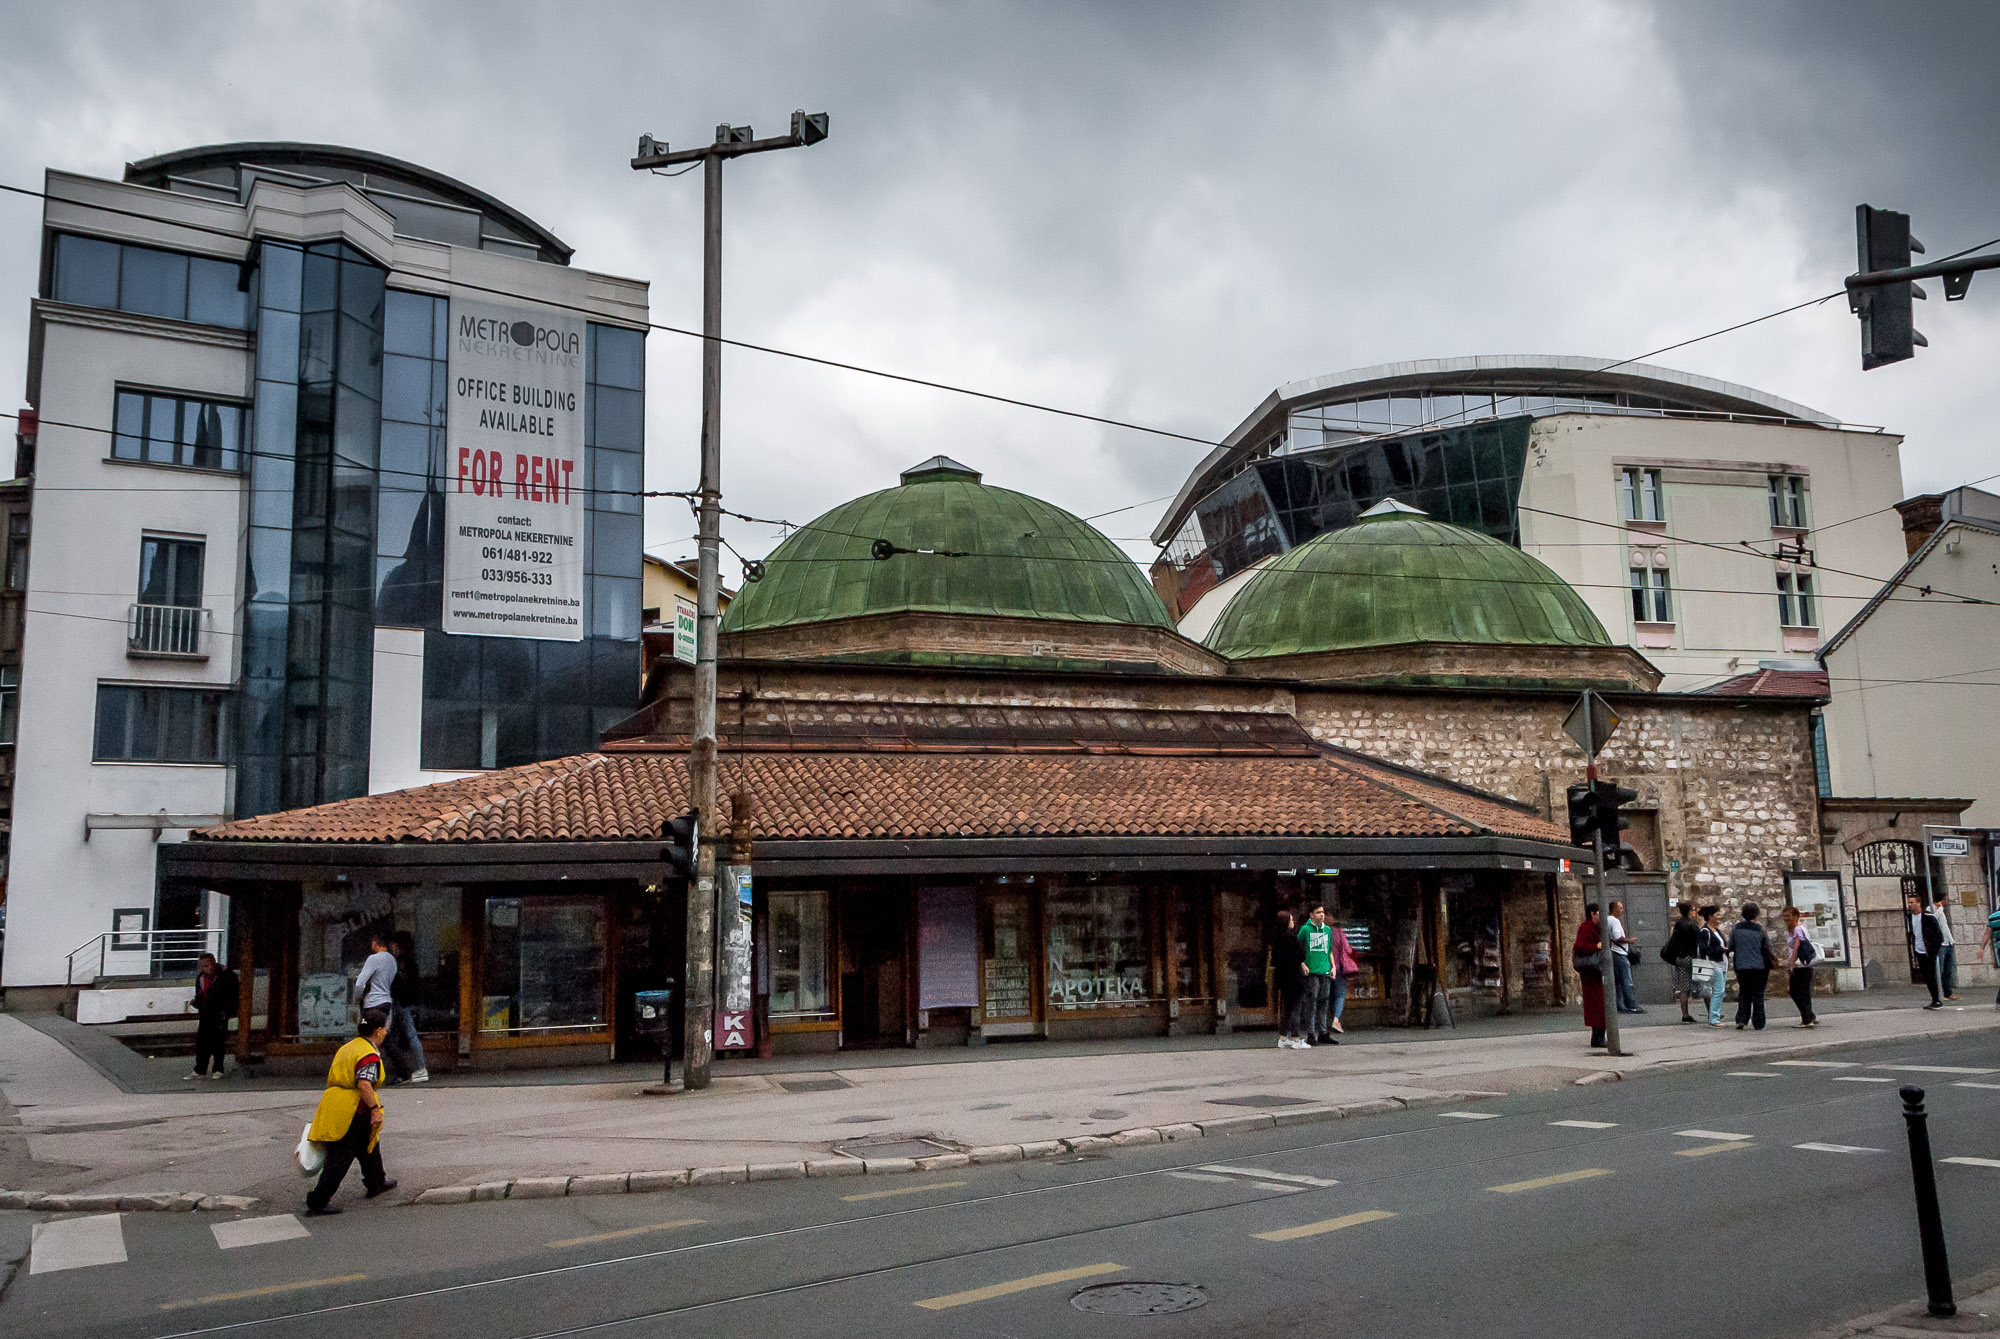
<box><xmin>1299</xmin><ymin>906</ymin><xmax>1338</xmax><ymax>1046</ymax></box>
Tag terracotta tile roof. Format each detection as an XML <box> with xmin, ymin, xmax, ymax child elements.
<box><xmin>193</xmin><ymin>748</ymin><xmax>1571</xmax><ymax>847</ymax></box>
<box><xmin>1698</xmin><ymin>667</ymin><xmax>1828</xmax><ymax>698</ymax></box>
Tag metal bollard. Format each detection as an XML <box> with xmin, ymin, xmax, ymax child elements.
<box><xmin>1899</xmin><ymin>1086</ymin><xmax>1956</xmax><ymax>1318</ymax></box>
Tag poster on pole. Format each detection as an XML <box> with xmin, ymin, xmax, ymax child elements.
<box><xmin>718</xmin><ymin>865</ymin><xmax>755</xmax><ymax>1051</ymax></box>
<box><xmin>443</xmin><ymin>296</ymin><xmax>587</xmax><ymax>640</ymax></box>
<box><xmin>1784</xmin><ymin>871</ymin><xmax>1850</xmax><ymax>965</ymax></box>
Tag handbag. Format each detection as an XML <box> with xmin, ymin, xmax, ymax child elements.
<box><xmin>295</xmin><ymin>1124</ymin><xmax>326</xmax><ymax>1178</ymax></box>
<box><xmin>1689</xmin><ymin>958</ymin><xmax>1724</xmax><ymax>996</ymax></box>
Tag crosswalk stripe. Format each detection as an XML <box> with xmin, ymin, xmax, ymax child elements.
<box><xmin>1795</xmin><ymin>1143</ymin><xmax>1881</xmax><ymax>1154</ymax></box>
<box><xmin>915</xmin><ymin>1263</ymin><xmax>1123</xmax><ymax>1310</ymax></box>
<box><xmin>29</xmin><ymin>1214</ymin><xmax>126</xmax><ymax>1275</ymax></box>
<box><xmin>1254</xmin><ymin>1209</ymin><xmax>1396</xmax><ymax>1242</ymax></box>
<box><xmin>212</xmin><ymin>1214</ymin><xmax>310</xmax><ymax>1250</ymax></box>
<box><xmin>1676</xmin><ymin>1141</ymin><xmax>1754</xmax><ymax>1158</ymax></box>
<box><xmin>1438</xmin><ymin>1111</ymin><xmax>1502</xmax><ymax>1121</ymax></box>
<box><xmin>1550</xmin><ymin>1120</ymin><xmax>1618</xmax><ymax>1130</ymax></box>
<box><xmin>1832</xmin><ymin>1076</ymin><xmax>1897</xmax><ymax>1083</ymax></box>
<box><xmin>1942</xmin><ymin>1157</ymin><xmax>2000</xmax><ymax>1169</ymax></box>
<box><xmin>1199</xmin><ymin>1165</ymin><xmax>1340</xmax><ymax>1188</ymax></box>
<box><xmin>1874</xmin><ymin>1065</ymin><xmax>1999</xmax><ymax>1076</ymax></box>
<box><xmin>1953</xmin><ymin>1082</ymin><xmax>2000</xmax><ymax>1091</ymax></box>
<box><xmin>1167</xmin><ymin>1171</ymin><xmax>1301</xmax><ymax>1192</ymax></box>
<box><xmin>1489</xmin><ymin>1168</ymin><xmax>1613</xmax><ymax>1194</ymax></box>
<box><xmin>1675</xmin><ymin>1130</ymin><xmax>1752</xmax><ymax>1141</ymax></box>
<box><xmin>1727</xmin><ymin>1071</ymin><xmax>1781</xmax><ymax>1078</ymax></box>
<box><xmin>1772</xmin><ymin>1060</ymin><xmax>1857</xmax><ymax>1069</ymax></box>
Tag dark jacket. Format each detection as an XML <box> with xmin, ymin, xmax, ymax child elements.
<box><xmin>390</xmin><ymin>956</ymin><xmax>422</xmax><ymax>1009</ymax></box>
<box><xmin>1728</xmin><ymin>921</ymin><xmax>1775</xmax><ymax>971</ymax></box>
<box><xmin>1271</xmin><ymin>928</ymin><xmax>1307</xmax><ymax>997</ymax></box>
<box><xmin>1696</xmin><ymin>927</ymin><xmax>1727</xmax><ymax>962</ymax></box>
<box><xmin>193</xmin><ymin>967</ymin><xmax>240</xmax><ymax>1019</ymax></box>
<box><xmin>1916</xmin><ymin>911</ymin><xmax>1946</xmax><ymax>956</ymax></box>
<box><xmin>1662</xmin><ymin>917</ymin><xmax>1700</xmax><ymax>963</ymax></box>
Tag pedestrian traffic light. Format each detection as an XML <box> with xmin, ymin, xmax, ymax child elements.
<box><xmin>1853</xmin><ymin>204</ymin><xmax>1928</xmax><ymax>369</ymax></box>
<box><xmin>1592</xmin><ymin>780</ymin><xmax>1639</xmax><ymax>866</ymax></box>
<box><xmin>662</xmin><ymin>810</ymin><xmax>698</xmax><ymax>880</ymax></box>
<box><xmin>1566</xmin><ymin>783</ymin><xmax>1595</xmax><ymax>848</ymax></box>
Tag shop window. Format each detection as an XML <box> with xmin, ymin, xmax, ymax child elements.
<box><xmin>0</xmin><ymin>665</ymin><xmax>16</xmax><ymax>744</ymax></box>
<box><xmin>1045</xmin><ymin>883</ymin><xmax>1152</xmax><ymax>1008</ymax></box>
<box><xmin>480</xmin><ymin>896</ymin><xmax>608</xmax><ymax>1033</ymax></box>
<box><xmin>979</xmin><ymin>890</ymin><xmax>1036</xmax><ymax>1023</ymax></box>
<box><xmin>1630</xmin><ymin>567</ymin><xmax>1673</xmax><ymax>623</ymax></box>
<box><xmin>1778</xmin><ymin>572</ymin><xmax>1816</xmax><ymax>627</ymax></box>
<box><xmin>1769</xmin><ymin>474</ymin><xmax>1810</xmax><ymax>529</ymax></box>
<box><xmin>770</xmin><ymin>890</ymin><xmax>832</xmax><ymax>1016</ymax></box>
<box><xmin>1619</xmin><ymin>467</ymin><xmax>1662</xmax><ymax>522</ymax></box>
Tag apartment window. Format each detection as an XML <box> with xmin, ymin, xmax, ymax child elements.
<box><xmin>0</xmin><ymin>666</ymin><xmax>17</xmax><ymax>745</ymax></box>
<box><xmin>50</xmin><ymin>234</ymin><xmax>250</xmax><ymax>329</ymax></box>
<box><xmin>112</xmin><ymin>390</ymin><xmax>245</xmax><ymax>471</ymax></box>
<box><xmin>1619</xmin><ymin>467</ymin><xmax>1663</xmax><ymax>522</ymax></box>
<box><xmin>1811</xmin><ymin>713</ymin><xmax>1832</xmax><ymax>796</ymax></box>
<box><xmin>1630</xmin><ymin>567</ymin><xmax>1673</xmax><ymax>623</ymax></box>
<box><xmin>1778</xmin><ymin>572</ymin><xmax>1817</xmax><ymax>627</ymax></box>
<box><xmin>1769</xmin><ymin>474</ymin><xmax>1810</xmax><ymax>528</ymax></box>
<box><xmin>5</xmin><ymin>515</ymin><xmax>26</xmax><ymax>590</ymax></box>
<box><xmin>93</xmin><ymin>684</ymin><xmax>230</xmax><ymax>763</ymax></box>
<box><xmin>138</xmin><ymin>537</ymin><xmax>204</xmax><ymax>607</ymax></box>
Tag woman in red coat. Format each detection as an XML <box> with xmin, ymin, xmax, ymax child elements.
<box><xmin>1574</xmin><ymin>903</ymin><xmax>1607</xmax><ymax>1050</ymax></box>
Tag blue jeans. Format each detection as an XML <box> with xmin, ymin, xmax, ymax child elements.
<box><xmin>1302</xmin><ymin>973</ymin><xmax>1334</xmax><ymax>1036</ymax></box>
<box><xmin>1330</xmin><ymin>974</ymin><xmax>1347</xmax><ymax>1023</ymax></box>
<box><xmin>1939</xmin><ymin>945</ymin><xmax>1958</xmax><ymax>997</ymax></box>
<box><xmin>1612</xmin><ymin>953</ymin><xmax>1639</xmax><ymax>1012</ymax></box>
<box><xmin>390</xmin><ymin>1004</ymin><xmax>426</xmax><ymax>1077</ymax></box>
<box><xmin>1705</xmin><ymin>966</ymin><xmax>1726</xmax><ymax>1024</ymax></box>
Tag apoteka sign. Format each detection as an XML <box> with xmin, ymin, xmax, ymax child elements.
<box><xmin>443</xmin><ymin>295</ymin><xmax>586</xmax><ymax>641</ymax></box>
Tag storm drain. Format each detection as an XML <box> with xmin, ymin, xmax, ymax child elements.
<box><xmin>1071</xmin><ymin>1282</ymin><xmax>1208</xmax><ymax>1316</ymax></box>
<box><xmin>1206</xmin><ymin>1093</ymin><xmax>1313</xmax><ymax>1108</ymax></box>
<box><xmin>778</xmin><ymin>1076</ymin><xmax>853</xmax><ymax>1094</ymax></box>
<box><xmin>831</xmin><ymin>1135</ymin><xmax>956</xmax><ymax>1160</ymax></box>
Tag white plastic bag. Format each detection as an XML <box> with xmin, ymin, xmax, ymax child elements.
<box><xmin>295</xmin><ymin>1125</ymin><xmax>325</xmax><ymax>1178</ymax></box>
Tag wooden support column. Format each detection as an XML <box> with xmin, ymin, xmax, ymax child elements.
<box><xmin>233</xmin><ymin>889</ymin><xmax>256</xmax><ymax>1062</ymax></box>
<box><xmin>1548</xmin><ymin>874</ymin><xmax>1566</xmax><ymax>1006</ymax></box>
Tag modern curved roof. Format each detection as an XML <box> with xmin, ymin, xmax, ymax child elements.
<box><xmin>124</xmin><ymin>142</ymin><xmax>571</xmax><ymax>263</ymax></box>
<box><xmin>1204</xmin><ymin>502</ymin><xmax>1611</xmax><ymax>659</ymax></box>
<box><xmin>1153</xmin><ymin>355</ymin><xmax>1842</xmax><ymax>543</ymax></box>
<box><xmin>720</xmin><ymin>458</ymin><xmax>1174</xmax><ymax>636</ymax></box>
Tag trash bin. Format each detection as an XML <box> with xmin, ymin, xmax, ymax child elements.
<box><xmin>634</xmin><ymin>987</ymin><xmax>677</xmax><ymax>1059</ymax></box>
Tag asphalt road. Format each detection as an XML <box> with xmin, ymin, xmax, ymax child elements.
<box><xmin>5</xmin><ymin>1029</ymin><xmax>2000</xmax><ymax>1339</ymax></box>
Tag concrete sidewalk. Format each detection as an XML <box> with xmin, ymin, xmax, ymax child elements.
<box><xmin>3</xmin><ymin>994</ymin><xmax>1997</xmax><ymax>1213</ymax></box>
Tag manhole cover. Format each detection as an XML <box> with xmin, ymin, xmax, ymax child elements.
<box><xmin>1070</xmin><ymin>1282</ymin><xmax>1208</xmax><ymax>1316</ymax></box>
<box><xmin>1207</xmin><ymin>1093</ymin><xmax>1313</xmax><ymax>1108</ymax></box>
<box><xmin>1087</xmin><ymin>1108</ymin><xmax>1129</xmax><ymax>1121</ymax></box>
<box><xmin>779</xmin><ymin>1077</ymin><xmax>851</xmax><ymax>1094</ymax></box>
<box><xmin>831</xmin><ymin>1136</ymin><xmax>955</xmax><ymax>1160</ymax></box>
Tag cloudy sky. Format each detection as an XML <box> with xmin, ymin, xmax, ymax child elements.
<box><xmin>3</xmin><ymin>0</ymin><xmax>1995</xmax><ymax>575</ymax></box>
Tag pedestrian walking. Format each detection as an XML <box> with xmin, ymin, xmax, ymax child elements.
<box><xmin>354</xmin><ymin>929</ymin><xmax>397</xmax><ymax>1020</ymax></box>
<box><xmin>1298</xmin><ymin>906</ymin><xmax>1340</xmax><ymax>1045</ymax></box>
<box><xmin>184</xmin><ymin>952</ymin><xmax>239</xmax><ymax>1080</ymax></box>
<box><xmin>1696</xmin><ymin>905</ymin><xmax>1729</xmax><ymax>1027</ymax></box>
<box><xmin>385</xmin><ymin>932</ymin><xmax>429</xmax><ymax>1083</ymax></box>
<box><xmin>1662</xmin><ymin>900</ymin><xmax>1700</xmax><ymax>1023</ymax></box>
<box><xmin>1728</xmin><ymin>903</ymin><xmax>1775</xmax><ymax>1031</ymax></box>
<box><xmin>1272</xmin><ymin>910</ymin><xmax>1309</xmax><ymax>1049</ymax></box>
<box><xmin>1908</xmin><ymin>894</ymin><xmax>1945</xmax><ymax>1009</ymax></box>
<box><xmin>1574</xmin><ymin>903</ymin><xmax>1607</xmax><ymax>1049</ymax></box>
<box><xmin>304</xmin><ymin>1008</ymin><xmax>396</xmax><ymax>1216</ymax></box>
<box><xmin>1606</xmin><ymin>899</ymin><xmax>1643</xmax><ymax>1014</ymax></box>
<box><xmin>1931</xmin><ymin>893</ymin><xmax>1960</xmax><ymax>1001</ymax></box>
<box><xmin>1781</xmin><ymin>906</ymin><xmax>1819</xmax><ymax>1027</ymax></box>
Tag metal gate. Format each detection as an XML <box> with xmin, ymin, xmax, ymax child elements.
<box><xmin>1609</xmin><ymin>874</ymin><xmax>1676</xmax><ymax>1006</ymax></box>
<box><xmin>1853</xmin><ymin>840</ymin><xmax>1925</xmax><ymax>984</ymax></box>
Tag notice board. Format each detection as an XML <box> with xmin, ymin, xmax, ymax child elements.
<box><xmin>917</xmin><ymin>886</ymin><xmax>980</xmax><ymax>1010</ymax></box>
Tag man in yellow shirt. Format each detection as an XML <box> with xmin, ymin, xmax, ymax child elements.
<box><xmin>304</xmin><ymin>1008</ymin><xmax>397</xmax><ymax>1215</ymax></box>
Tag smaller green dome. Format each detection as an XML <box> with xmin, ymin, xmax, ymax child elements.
<box><xmin>1205</xmin><ymin>501</ymin><xmax>1610</xmax><ymax>658</ymax></box>
<box><xmin>721</xmin><ymin>459</ymin><xmax>1173</xmax><ymax>634</ymax></box>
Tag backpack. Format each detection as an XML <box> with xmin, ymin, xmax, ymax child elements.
<box><xmin>1796</xmin><ymin>934</ymin><xmax>1818</xmax><ymax>965</ymax></box>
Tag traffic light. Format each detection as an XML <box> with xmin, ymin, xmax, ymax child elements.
<box><xmin>1853</xmin><ymin>204</ymin><xmax>1928</xmax><ymax>369</ymax></box>
<box><xmin>1566</xmin><ymin>784</ymin><xmax>1595</xmax><ymax>848</ymax></box>
<box><xmin>1592</xmin><ymin>780</ymin><xmax>1639</xmax><ymax>867</ymax></box>
<box><xmin>662</xmin><ymin>810</ymin><xmax>698</xmax><ymax>880</ymax></box>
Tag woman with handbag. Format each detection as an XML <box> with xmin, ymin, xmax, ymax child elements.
<box><xmin>1573</xmin><ymin>903</ymin><xmax>1607</xmax><ymax>1050</ymax></box>
<box><xmin>1695</xmin><ymin>906</ymin><xmax>1729</xmax><ymax>1027</ymax></box>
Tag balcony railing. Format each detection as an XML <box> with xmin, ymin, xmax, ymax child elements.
<box><xmin>128</xmin><ymin>603</ymin><xmax>207</xmax><ymax>658</ymax></box>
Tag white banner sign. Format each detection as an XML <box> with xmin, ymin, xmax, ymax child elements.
<box><xmin>443</xmin><ymin>296</ymin><xmax>586</xmax><ymax>641</ymax></box>
<box><xmin>1929</xmin><ymin>836</ymin><xmax>1970</xmax><ymax>858</ymax></box>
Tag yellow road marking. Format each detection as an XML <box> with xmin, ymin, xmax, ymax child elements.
<box><xmin>1489</xmin><ymin>1168</ymin><xmax>1614</xmax><ymax>1194</ymax></box>
<box><xmin>160</xmin><ymin>1274</ymin><xmax>367</xmax><ymax>1311</ymax></box>
<box><xmin>545</xmin><ymin>1218</ymin><xmax>705</xmax><ymax>1248</ymax></box>
<box><xmin>841</xmin><ymin>1179</ymin><xmax>969</xmax><ymax>1204</ymax></box>
<box><xmin>1676</xmin><ymin>1141</ymin><xmax>1753</xmax><ymax>1158</ymax></box>
<box><xmin>1254</xmin><ymin>1209</ymin><xmax>1397</xmax><ymax>1242</ymax></box>
<box><xmin>914</xmin><ymin>1262</ymin><xmax>1123</xmax><ymax>1310</ymax></box>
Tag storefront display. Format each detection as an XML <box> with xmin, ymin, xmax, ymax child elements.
<box><xmin>980</xmin><ymin>890</ymin><xmax>1036</xmax><ymax>1025</ymax></box>
<box><xmin>770</xmin><ymin>890</ymin><xmax>833</xmax><ymax>1017</ymax></box>
<box><xmin>480</xmin><ymin>895</ymin><xmax>607</xmax><ymax>1033</ymax></box>
<box><xmin>1045</xmin><ymin>883</ymin><xmax>1152</xmax><ymax>1009</ymax></box>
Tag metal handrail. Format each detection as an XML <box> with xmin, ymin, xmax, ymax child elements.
<box><xmin>64</xmin><ymin>927</ymin><xmax>225</xmax><ymax>985</ymax></box>
<box><xmin>127</xmin><ymin>603</ymin><xmax>207</xmax><ymax>656</ymax></box>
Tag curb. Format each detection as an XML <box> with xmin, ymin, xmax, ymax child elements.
<box><xmin>1571</xmin><ymin>1015</ymin><xmax>2000</xmax><ymax>1085</ymax></box>
<box><xmin>0</xmin><ymin>1189</ymin><xmax>255</xmax><ymax>1213</ymax></box>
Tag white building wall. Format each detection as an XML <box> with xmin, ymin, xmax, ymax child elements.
<box><xmin>4</xmin><ymin>306</ymin><xmax>249</xmax><ymax>987</ymax></box>
<box><xmin>1516</xmin><ymin>414</ymin><xmax>1907</xmax><ymax>690</ymax></box>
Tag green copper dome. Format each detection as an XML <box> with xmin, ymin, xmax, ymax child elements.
<box><xmin>721</xmin><ymin>457</ymin><xmax>1174</xmax><ymax>634</ymax></box>
<box><xmin>1205</xmin><ymin>501</ymin><xmax>1610</xmax><ymax>658</ymax></box>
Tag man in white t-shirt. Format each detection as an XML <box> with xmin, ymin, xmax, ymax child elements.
<box><xmin>1606</xmin><ymin>900</ymin><xmax>1643</xmax><ymax>1014</ymax></box>
<box><xmin>1931</xmin><ymin>894</ymin><xmax>1960</xmax><ymax>1001</ymax></box>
